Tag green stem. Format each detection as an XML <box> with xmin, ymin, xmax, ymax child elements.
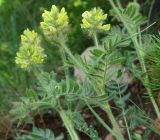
<box><xmin>123</xmin><ymin>109</ymin><xmax>132</xmax><ymax>140</ymax></box>
<box><xmin>61</xmin><ymin>44</ymin><xmax>87</xmax><ymax>72</ymax></box>
<box><xmin>94</xmin><ymin>33</ymin><xmax>99</xmax><ymax>48</ymax></box>
<box><xmin>115</xmin><ymin>0</ymin><xmax>123</xmax><ymax>9</ymax></box>
<box><xmin>101</xmin><ymin>103</ymin><xmax>125</xmax><ymax>140</ymax></box>
<box><xmin>58</xmin><ymin>109</ymin><xmax>79</xmax><ymax>140</ymax></box>
<box><xmin>118</xmin><ymin>84</ymin><xmax>132</xmax><ymax>140</ymax></box>
<box><xmin>59</xmin><ymin>46</ymin><xmax>70</xmax><ymax>92</ymax></box>
<box><xmin>147</xmin><ymin>0</ymin><xmax>155</xmax><ymax>33</ymax></box>
<box><xmin>87</xmin><ymin>103</ymin><xmax>114</xmax><ymax>134</ymax></box>
<box><xmin>109</xmin><ymin>0</ymin><xmax>160</xmax><ymax>119</ymax></box>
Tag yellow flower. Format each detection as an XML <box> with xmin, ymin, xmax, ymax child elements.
<box><xmin>81</xmin><ymin>8</ymin><xmax>110</xmax><ymax>35</ymax></box>
<box><xmin>40</xmin><ymin>5</ymin><xmax>70</xmax><ymax>45</ymax></box>
<box><xmin>15</xmin><ymin>29</ymin><xmax>46</xmax><ymax>70</ymax></box>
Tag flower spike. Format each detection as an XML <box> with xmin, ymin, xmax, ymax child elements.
<box><xmin>40</xmin><ymin>5</ymin><xmax>70</xmax><ymax>45</ymax></box>
<box><xmin>81</xmin><ymin>8</ymin><xmax>110</xmax><ymax>36</ymax></box>
<box><xmin>15</xmin><ymin>29</ymin><xmax>46</xmax><ymax>70</ymax></box>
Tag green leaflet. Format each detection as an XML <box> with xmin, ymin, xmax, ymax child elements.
<box><xmin>110</xmin><ymin>2</ymin><xmax>146</xmax><ymax>32</ymax></box>
<box><xmin>16</xmin><ymin>127</ymin><xmax>64</xmax><ymax>140</ymax></box>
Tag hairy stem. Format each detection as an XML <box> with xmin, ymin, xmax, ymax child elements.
<box><xmin>118</xmin><ymin>83</ymin><xmax>132</xmax><ymax>140</ymax></box>
<box><xmin>87</xmin><ymin>103</ymin><xmax>114</xmax><ymax>134</ymax></box>
<box><xmin>58</xmin><ymin>109</ymin><xmax>79</xmax><ymax>140</ymax></box>
<box><xmin>59</xmin><ymin>46</ymin><xmax>70</xmax><ymax>92</ymax></box>
<box><xmin>61</xmin><ymin>44</ymin><xmax>87</xmax><ymax>72</ymax></box>
<box><xmin>147</xmin><ymin>0</ymin><xmax>155</xmax><ymax>33</ymax></box>
<box><xmin>101</xmin><ymin>103</ymin><xmax>124</xmax><ymax>140</ymax></box>
<box><xmin>94</xmin><ymin>33</ymin><xmax>99</xmax><ymax>48</ymax></box>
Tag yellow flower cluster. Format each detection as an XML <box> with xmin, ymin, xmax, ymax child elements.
<box><xmin>15</xmin><ymin>29</ymin><xmax>46</xmax><ymax>69</ymax></box>
<box><xmin>40</xmin><ymin>5</ymin><xmax>70</xmax><ymax>45</ymax></box>
<box><xmin>81</xmin><ymin>8</ymin><xmax>110</xmax><ymax>35</ymax></box>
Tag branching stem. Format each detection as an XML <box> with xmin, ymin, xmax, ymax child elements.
<box><xmin>61</xmin><ymin>38</ymin><xmax>124</xmax><ymax>140</ymax></box>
